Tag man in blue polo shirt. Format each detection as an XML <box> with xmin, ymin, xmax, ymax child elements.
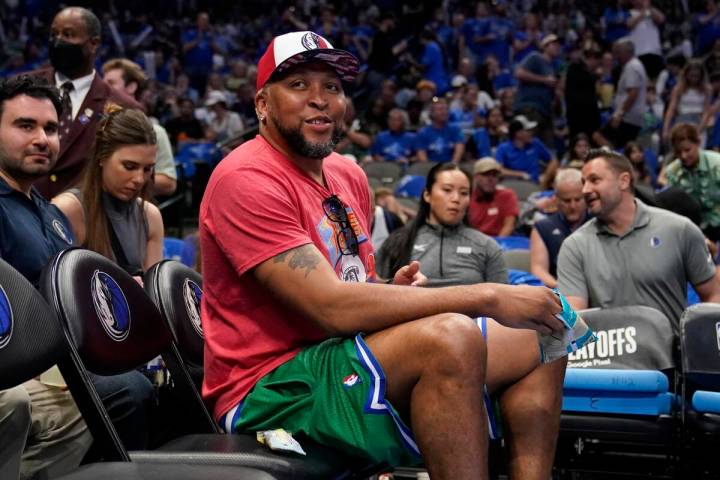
<box><xmin>0</xmin><ymin>75</ymin><xmax>91</xmax><ymax>480</ymax></box>
<box><xmin>496</xmin><ymin>115</ymin><xmax>557</xmax><ymax>186</ymax></box>
<box><xmin>0</xmin><ymin>76</ymin><xmax>155</xmax><ymax>480</ymax></box>
<box><xmin>416</xmin><ymin>98</ymin><xmax>465</xmax><ymax>164</ymax></box>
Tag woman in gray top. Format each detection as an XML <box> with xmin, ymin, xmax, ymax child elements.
<box><xmin>53</xmin><ymin>106</ymin><xmax>164</xmax><ymax>276</ymax></box>
<box><xmin>377</xmin><ymin>163</ymin><xmax>507</xmax><ymax>287</ymax></box>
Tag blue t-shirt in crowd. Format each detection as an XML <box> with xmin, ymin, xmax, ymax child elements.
<box><xmin>495</xmin><ymin>138</ymin><xmax>552</xmax><ymax>182</ymax></box>
<box><xmin>479</xmin><ymin>16</ymin><xmax>514</xmax><ymax>67</ymax></box>
<box><xmin>603</xmin><ymin>7</ymin><xmax>631</xmax><ymax>45</ymax></box>
<box><xmin>0</xmin><ymin>177</ymin><xmax>75</xmax><ymax>286</ymax></box>
<box><xmin>471</xmin><ymin>128</ymin><xmax>492</xmax><ymax>158</ymax></box>
<box><xmin>512</xmin><ymin>31</ymin><xmax>539</xmax><ymax>65</ymax></box>
<box><xmin>461</xmin><ymin>17</ymin><xmax>490</xmax><ymax>60</ymax></box>
<box><xmin>514</xmin><ymin>51</ymin><xmax>555</xmax><ymax>117</ymax></box>
<box><xmin>450</xmin><ymin>106</ymin><xmax>486</xmax><ymax>136</ymax></box>
<box><xmin>694</xmin><ymin>13</ymin><xmax>720</xmax><ymax>55</ymax></box>
<box><xmin>371</xmin><ymin>130</ymin><xmax>417</xmax><ymax>161</ymax></box>
<box><xmin>421</xmin><ymin>41</ymin><xmax>449</xmax><ymax>94</ymax></box>
<box><xmin>182</xmin><ymin>29</ymin><xmax>215</xmax><ymax>71</ymax></box>
<box><xmin>493</xmin><ymin>69</ymin><xmax>516</xmax><ymax>92</ymax></box>
<box><xmin>416</xmin><ymin>124</ymin><xmax>465</xmax><ymax>163</ymax></box>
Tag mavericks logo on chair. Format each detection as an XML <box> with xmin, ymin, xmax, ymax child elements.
<box><xmin>183</xmin><ymin>279</ymin><xmax>203</xmax><ymax>338</ymax></box>
<box><xmin>91</xmin><ymin>270</ymin><xmax>131</xmax><ymax>341</ymax></box>
<box><xmin>0</xmin><ymin>285</ymin><xmax>13</xmax><ymax>349</ymax></box>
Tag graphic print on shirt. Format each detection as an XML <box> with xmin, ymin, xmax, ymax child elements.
<box><xmin>316</xmin><ymin>202</ymin><xmax>369</xmax><ymax>282</ymax></box>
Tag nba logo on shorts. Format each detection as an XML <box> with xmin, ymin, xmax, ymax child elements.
<box><xmin>343</xmin><ymin>373</ymin><xmax>360</xmax><ymax>388</ymax></box>
<box><xmin>716</xmin><ymin>322</ymin><xmax>720</xmax><ymax>352</ymax></box>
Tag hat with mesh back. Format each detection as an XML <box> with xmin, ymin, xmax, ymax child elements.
<box><xmin>256</xmin><ymin>31</ymin><xmax>359</xmax><ymax>90</ymax></box>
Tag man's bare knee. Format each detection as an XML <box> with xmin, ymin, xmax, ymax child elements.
<box><xmin>419</xmin><ymin>313</ymin><xmax>487</xmax><ymax>377</ymax></box>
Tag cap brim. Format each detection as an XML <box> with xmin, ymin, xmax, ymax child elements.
<box><xmin>270</xmin><ymin>48</ymin><xmax>360</xmax><ymax>84</ymax></box>
<box><xmin>524</xmin><ymin>121</ymin><xmax>538</xmax><ymax>130</ymax></box>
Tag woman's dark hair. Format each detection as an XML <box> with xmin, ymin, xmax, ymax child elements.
<box><xmin>379</xmin><ymin>163</ymin><xmax>471</xmax><ymax>277</ymax></box>
<box><xmin>624</xmin><ymin>141</ymin><xmax>648</xmax><ymax>182</ymax></box>
<box><xmin>567</xmin><ymin>133</ymin><xmax>590</xmax><ymax>161</ymax></box>
<box><xmin>0</xmin><ymin>75</ymin><xmax>62</xmax><ymax>118</ymax></box>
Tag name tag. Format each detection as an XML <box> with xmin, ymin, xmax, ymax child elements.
<box><xmin>487</xmin><ymin>207</ymin><xmax>499</xmax><ymax>216</ymax></box>
<box><xmin>457</xmin><ymin>246</ymin><xmax>472</xmax><ymax>254</ymax></box>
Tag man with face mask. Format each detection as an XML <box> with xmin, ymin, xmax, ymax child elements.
<box><xmin>25</xmin><ymin>7</ymin><xmax>140</xmax><ymax>199</ymax></box>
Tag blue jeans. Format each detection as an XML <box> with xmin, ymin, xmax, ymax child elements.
<box><xmin>90</xmin><ymin>371</ymin><xmax>154</xmax><ymax>450</ymax></box>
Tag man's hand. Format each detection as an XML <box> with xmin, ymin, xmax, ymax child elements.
<box><xmin>393</xmin><ymin>260</ymin><xmax>428</xmax><ymax>287</ymax></box>
<box><xmin>544</xmin><ymin>75</ymin><xmax>557</xmax><ymax>88</ymax></box>
<box><xmin>486</xmin><ymin>285</ymin><xmax>564</xmax><ymax>334</ymax></box>
<box><xmin>610</xmin><ymin>112</ymin><xmax>623</xmax><ymax>128</ymax></box>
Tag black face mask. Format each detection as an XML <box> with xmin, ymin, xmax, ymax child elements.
<box><xmin>49</xmin><ymin>39</ymin><xmax>86</xmax><ymax>77</ymax></box>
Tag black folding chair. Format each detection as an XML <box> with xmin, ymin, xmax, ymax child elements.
<box><xmin>41</xmin><ymin>249</ymin><xmax>371</xmax><ymax>479</ymax></box>
<box><xmin>143</xmin><ymin>259</ymin><xmax>386</xmax><ymax>479</ymax></box>
<box><xmin>556</xmin><ymin>306</ymin><xmax>680</xmax><ymax>479</ymax></box>
<box><xmin>679</xmin><ymin>303</ymin><xmax>720</xmax><ymax>478</ymax></box>
<box><xmin>0</xmin><ymin>256</ymin><xmax>260</xmax><ymax>480</ymax></box>
<box><xmin>57</xmin><ymin>463</ymin><xmax>274</xmax><ymax>480</ymax></box>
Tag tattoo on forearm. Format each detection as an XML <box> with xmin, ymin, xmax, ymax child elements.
<box><xmin>274</xmin><ymin>245</ymin><xmax>321</xmax><ymax>278</ymax></box>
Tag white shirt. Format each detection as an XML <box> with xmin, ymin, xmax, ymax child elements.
<box><xmin>54</xmin><ymin>70</ymin><xmax>95</xmax><ymax>120</ymax></box>
<box><xmin>628</xmin><ymin>9</ymin><xmax>662</xmax><ymax>56</ymax></box>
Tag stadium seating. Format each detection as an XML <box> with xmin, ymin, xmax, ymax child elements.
<box><xmin>556</xmin><ymin>306</ymin><xmax>679</xmax><ymax>479</ymax></box>
<box><xmin>501</xmin><ymin>178</ymin><xmax>540</xmax><ymax>202</ymax></box>
<box><xmin>679</xmin><ymin>303</ymin><xmax>720</xmax><ymax>477</ymax></box>
<box><xmin>363</xmin><ymin>162</ymin><xmax>402</xmax><ymax>188</ymax></box>
<box><xmin>493</xmin><ymin>235</ymin><xmax>530</xmax><ymax>251</ymax></box>
<box><xmin>0</xmin><ymin>255</ymin><xmax>258</xmax><ymax>479</ymax></box>
<box><xmin>502</xmin><ymin>249</ymin><xmax>531</xmax><ymax>272</ymax></box>
<box><xmin>41</xmin><ymin>248</ymin><xmax>373</xmax><ymax>478</ymax></box>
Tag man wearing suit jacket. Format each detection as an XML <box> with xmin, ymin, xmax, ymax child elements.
<box><xmin>28</xmin><ymin>7</ymin><xmax>141</xmax><ymax>199</ymax></box>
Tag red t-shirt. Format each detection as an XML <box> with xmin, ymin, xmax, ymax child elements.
<box><xmin>467</xmin><ymin>186</ymin><xmax>519</xmax><ymax>236</ymax></box>
<box><xmin>199</xmin><ymin>135</ymin><xmax>375</xmax><ymax>421</ymax></box>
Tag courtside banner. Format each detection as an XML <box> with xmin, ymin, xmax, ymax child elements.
<box><xmin>568</xmin><ymin>306</ymin><xmax>674</xmax><ymax>371</ymax></box>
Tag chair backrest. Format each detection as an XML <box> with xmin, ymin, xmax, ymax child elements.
<box><xmin>42</xmin><ymin>248</ymin><xmax>173</xmax><ymax>375</ymax></box>
<box><xmin>502</xmin><ymin>178</ymin><xmax>539</xmax><ymax>201</ymax></box>
<box><xmin>362</xmin><ymin>162</ymin><xmax>402</xmax><ymax>186</ymax></box>
<box><xmin>406</xmin><ymin>161</ymin><xmax>438</xmax><ymax>178</ymax></box>
<box><xmin>40</xmin><ymin>248</ymin><xmax>217</xmax><ymax>460</ymax></box>
<box><xmin>0</xmin><ymin>257</ymin><xmax>67</xmax><ymax>390</ymax></box>
<box><xmin>144</xmin><ymin>260</ymin><xmax>204</xmax><ymax>368</ymax></box>
<box><xmin>567</xmin><ymin>305</ymin><xmax>675</xmax><ymax>372</ymax></box>
<box><xmin>502</xmin><ymin>249</ymin><xmax>531</xmax><ymax>272</ymax></box>
<box><xmin>494</xmin><ymin>235</ymin><xmax>530</xmax><ymax>251</ymax></box>
<box><xmin>680</xmin><ymin>303</ymin><xmax>720</xmax><ymax>390</ymax></box>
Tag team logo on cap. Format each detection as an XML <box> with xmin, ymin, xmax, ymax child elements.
<box><xmin>91</xmin><ymin>270</ymin><xmax>131</xmax><ymax>341</ymax></box>
<box><xmin>183</xmin><ymin>279</ymin><xmax>203</xmax><ymax>338</ymax></box>
<box><xmin>301</xmin><ymin>32</ymin><xmax>327</xmax><ymax>51</ymax></box>
<box><xmin>0</xmin><ymin>285</ymin><xmax>13</xmax><ymax>350</ymax></box>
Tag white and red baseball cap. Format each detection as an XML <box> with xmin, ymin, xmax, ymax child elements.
<box><xmin>256</xmin><ymin>31</ymin><xmax>359</xmax><ymax>90</ymax></box>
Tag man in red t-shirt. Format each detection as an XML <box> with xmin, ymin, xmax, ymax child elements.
<box><xmin>200</xmin><ymin>31</ymin><xmax>568</xmax><ymax>479</ymax></box>
<box><xmin>469</xmin><ymin>157</ymin><xmax>520</xmax><ymax>236</ymax></box>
